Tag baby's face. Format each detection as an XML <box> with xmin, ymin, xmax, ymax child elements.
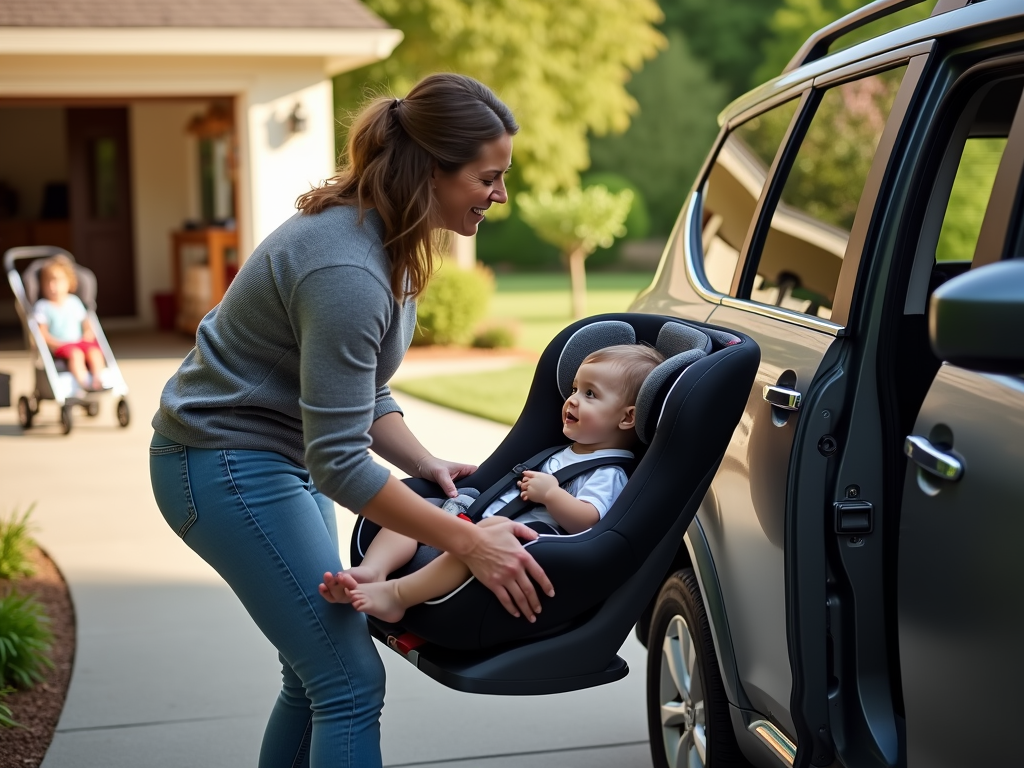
<box><xmin>41</xmin><ymin>271</ymin><xmax>70</xmax><ymax>301</ymax></box>
<box><xmin>562</xmin><ymin>361</ymin><xmax>632</xmax><ymax>449</ymax></box>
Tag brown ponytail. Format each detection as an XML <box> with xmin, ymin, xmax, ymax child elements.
<box><xmin>296</xmin><ymin>73</ymin><xmax>519</xmax><ymax>299</ymax></box>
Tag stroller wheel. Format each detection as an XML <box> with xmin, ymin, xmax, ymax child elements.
<box><xmin>61</xmin><ymin>404</ymin><xmax>73</xmax><ymax>435</ymax></box>
<box><xmin>17</xmin><ymin>396</ymin><xmax>33</xmax><ymax>429</ymax></box>
<box><xmin>86</xmin><ymin>402</ymin><xmax>100</xmax><ymax>417</ymax></box>
<box><xmin>116</xmin><ymin>399</ymin><xmax>130</xmax><ymax>427</ymax></box>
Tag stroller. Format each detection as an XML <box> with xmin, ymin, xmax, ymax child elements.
<box><xmin>5</xmin><ymin>246</ymin><xmax>130</xmax><ymax>434</ymax></box>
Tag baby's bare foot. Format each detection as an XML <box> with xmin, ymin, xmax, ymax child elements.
<box><xmin>349</xmin><ymin>581</ymin><xmax>408</xmax><ymax>623</ymax></box>
<box><xmin>319</xmin><ymin>571</ymin><xmax>360</xmax><ymax>604</ymax></box>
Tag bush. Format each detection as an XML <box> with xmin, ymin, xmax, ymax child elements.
<box><xmin>0</xmin><ymin>686</ymin><xmax>17</xmax><ymax>728</ymax></box>
<box><xmin>0</xmin><ymin>506</ymin><xmax>36</xmax><ymax>581</ymax></box>
<box><xmin>414</xmin><ymin>264</ymin><xmax>495</xmax><ymax>346</ymax></box>
<box><xmin>472</xmin><ymin>322</ymin><xmax>517</xmax><ymax>349</ymax></box>
<box><xmin>0</xmin><ymin>590</ymin><xmax>53</xmax><ymax>690</ymax></box>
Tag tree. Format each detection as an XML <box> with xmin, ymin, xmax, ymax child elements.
<box><xmin>517</xmin><ymin>185</ymin><xmax>634</xmax><ymax>318</ymax></box>
<box><xmin>588</xmin><ymin>31</ymin><xmax>727</xmax><ymax>235</ymax></box>
<box><xmin>658</xmin><ymin>0</ymin><xmax>785</xmax><ymax>98</ymax></box>
<box><xmin>333</xmin><ymin>0</ymin><xmax>665</xmax><ymax>192</ymax></box>
<box><xmin>756</xmin><ymin>0</ymin><xmax>934</xmax><ymax>84</ymax></box>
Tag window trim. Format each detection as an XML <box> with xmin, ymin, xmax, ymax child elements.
<box><xmin>685</xmin><ymin>43</ymin><xmax>934</xmax><ymax>336</ymax></box>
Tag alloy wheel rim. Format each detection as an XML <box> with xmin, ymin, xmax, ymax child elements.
<box><xmin>659</xmin><ymin>614</ymin><xmax>707</xmax><ymax>768</ymax></box>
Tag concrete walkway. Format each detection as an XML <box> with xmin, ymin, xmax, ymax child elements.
<box><xmin>0</xmin><ymin>334</ymin><xmax>652</xmax><ymax>768</ymax></box>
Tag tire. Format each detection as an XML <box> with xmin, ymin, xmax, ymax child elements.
<box><xmin>60</xmin><ymin>404</ymin><xmax>73</xmax><ymax>435</ymax></box>
<box><xmin>116</xmin><ymin>399</ymin><xmax>130</xmax><ymax>427</ymax></box>
<box><xmin>17</xmin><ymin>396</ymin><xmax>33</xmax><ymax>429</ymax></box>
<box><xmin>86</xmin><ymin>402</ymin><xmax>100</xmax><ymax>417</ymax></box>
<box><xmin>647</xmin><ymin>569</ymin><xmax>751</xmax><ymax>768</ymax></box>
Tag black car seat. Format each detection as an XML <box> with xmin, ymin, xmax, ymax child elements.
<box><xmin>350</xmin><ymin>312</ymin><xmax>759</xmax><ymax>694</ymax></box>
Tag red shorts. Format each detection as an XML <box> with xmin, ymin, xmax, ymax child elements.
<box><xmin>53</xmin><ymin>339</ymin><xmax>101</xmax><ymax>359</ymax></box>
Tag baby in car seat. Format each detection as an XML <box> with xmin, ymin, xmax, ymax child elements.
<box><xmin>319</xmin><ymin>343</ymin><xmax>664</xmax><ymax>623</ymax></box>
<box><xmin>33</xmin><ymin>255</ymin><xmax>108</xmax><ymax>392</ymax></box>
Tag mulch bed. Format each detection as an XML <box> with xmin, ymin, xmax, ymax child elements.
<box><xmin>0</xmin><ymin>548</ymin><xmax>75</xmax><ymax>768</ymax></box>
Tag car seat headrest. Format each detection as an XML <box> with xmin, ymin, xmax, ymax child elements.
<box><xmin>703</xmin><ymin>327</ymin><xmax>742</xmax><ymax>348</ymax></box>
<box><xmin>635</xmin><ymin>346</ymin><xmax>706</xmax><ymax>445</ymax></box>
<box><xmin>655</xmin><ymin>321</ymin><xmax>712</xmax><ymax>357</ymax></box>
<box><xmin>556</xmin><ymin>320</ymin><xmax>636</xmax><ymax>399</ymax></box>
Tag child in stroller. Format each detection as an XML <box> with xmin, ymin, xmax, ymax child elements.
<box><xmin>34</xmin><ymin>255</ymin><xmax>108</xmax><ymax>393</ymax></box>
<box><xmin>320</xmin><ymin>343</ymin><xmax>664</xmax><ymax>623</ymax></box>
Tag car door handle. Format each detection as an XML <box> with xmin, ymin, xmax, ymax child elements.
<box><xmin>904</xmin><ymin>435</ymin><xmax>963</xmax><ymax>481</ymax></box>
<box><xmin>762</xmin><ymin>385</ymin><xmax>801</xmax><ymax>411</ymax></box>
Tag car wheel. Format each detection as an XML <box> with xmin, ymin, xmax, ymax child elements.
<box><xmin>60</xmin><ymin>404</ymin><xmax>73</xmax><ymax>435</ymax></box>
<box><xmin>86</xmin><ymin>402</ymin><xmax>100</xmax><ymax>417</ymax></box>
<box><xmin>647</xmin><ymin>569</ymin><xmax>750</xmax><ymax>768</ymax></box>
<box><xmin>17</xmin><ymin>396</ymin><xmax>33</xmax><ymax>429</ymax></box>
<box><xmin>116</xmin><ymin>398</ymin><xmax>130</xmax><ymax>427</ymax></box>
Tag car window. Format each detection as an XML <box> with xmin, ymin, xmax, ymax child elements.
<box><xmin>749</xmin><ymin>66</ymin><xmax>908</xmax><ymax>320</ymax></box>
<box><xmin>700</xmin><ymin>98</ymin><xmax>799</xmax><ymax>294</ymax></box>
<box><xmin>935</xmin><ymin>137</ymin><xmax>1007</xmax><ymax>263</ymax></box>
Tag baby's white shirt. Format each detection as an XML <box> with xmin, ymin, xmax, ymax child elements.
<box><xmin>481</xmin><ymin>446</ymin><xmax>634</xmax><ymax>531</ymax></box>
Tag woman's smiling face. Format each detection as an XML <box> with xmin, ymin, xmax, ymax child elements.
<box><xmin>432</xmin><ymin>132</ymin><xmax>513</xmax><ymax>236</ymax></box>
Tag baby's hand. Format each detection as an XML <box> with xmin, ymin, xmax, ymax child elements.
<box><xmin>518</xmin><ymin>471</ymin><xmax>558</xmax><ymax>503</ymax></box>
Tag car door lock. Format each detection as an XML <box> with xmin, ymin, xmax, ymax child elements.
<box><xmin>834</xmin><ymin>500</ymin><xmax>873</xmax><ymax>534</ymax></box>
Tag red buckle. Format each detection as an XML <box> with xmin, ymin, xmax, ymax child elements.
<box><xmin>388</xmin><ymin>632</ymin><xmax>425</xmax><ymax>655</ymax></box>
<box><xmin>457</xmin><ymin>513</ymin><xmax>472</xmax><ymax>522</ymax></box>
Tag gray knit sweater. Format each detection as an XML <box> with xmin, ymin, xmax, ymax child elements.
<box><xmin>152</xmin><ymin>205</ymin><xmax>416</xmax><ymax>512</ymax></box>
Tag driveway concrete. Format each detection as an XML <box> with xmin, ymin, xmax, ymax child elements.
<box><xmin>0</xmin><ymin>335</ymin><xmax>651</xmax><ymax>768</ymax></box>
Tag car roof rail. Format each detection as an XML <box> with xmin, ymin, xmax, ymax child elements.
<box><xmin>783</xmin><ymin>0</ymin><xmax>974</xmax><ymax>74</ymax></box>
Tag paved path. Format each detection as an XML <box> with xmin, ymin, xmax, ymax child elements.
<box><xmin>0</xmin><ymin>336</ymin><xmax>651</xmax><ymax>768</ymax></box>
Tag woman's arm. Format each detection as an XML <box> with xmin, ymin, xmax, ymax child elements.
<box><xmin>360</xmin><ymin>475</ymin><xmax>554</xmax><ymax>621</ymax></box>
<box><xmin>368</xmin><ymin>411</ymin><xmax>476</xmax><ymax>497</ymax></box>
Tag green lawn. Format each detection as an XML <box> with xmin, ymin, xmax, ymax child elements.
<box><xmin>490</xmin><ymin>272</ymin><xmax>655</xmax><ymax>355</ymax></box>
<box><xmin>394</xmin><ymin>271</ymin><xmax>654</xmax><ymax>423</ymax></box>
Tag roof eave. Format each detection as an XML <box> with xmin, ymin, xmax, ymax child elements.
<box><xmin>0</xmin><ymin>27</ymin><xmax>403</xmax><ymax>73</ymax></box>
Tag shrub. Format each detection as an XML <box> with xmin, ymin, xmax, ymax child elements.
<box><xmin>0</xmin><ymin>590</ymin><xmax>53</xmax><ymax>690</ymax></box>
<box><xmin>0</xmin><ymin>506</ymin><xmax>36</xmax><ymax>581</ymax></box>
<box><xmin>472</xmin><ymin>323</ymin><xmax>517</xmax><ymax>349</ymax></box>
<box><xmin>0</xmin><ymin>686</ymin><xmax>18</xmax><ymax>728</ymax></box>
<box><xmin>414</xmin><ymin>264</ymin><xmax>495</xmax><ymax>346</ymax></box>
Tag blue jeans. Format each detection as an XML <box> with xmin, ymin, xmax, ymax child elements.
<box><xmin>149</xmin><ymin>432</ymin><xmax>385</xmax><ymax>768</ymax></box>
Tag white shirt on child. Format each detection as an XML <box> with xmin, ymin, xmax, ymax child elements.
<box><xmin>481</xmin><ymin>446</ymin><xmax>634</xmax><ymax>532</ymax></box>
<box><xmin>33</xmin><ymin>296</ymin><xmax>87</xmax><ymax>343</ymax></box>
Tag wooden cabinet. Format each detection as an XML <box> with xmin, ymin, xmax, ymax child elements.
<box><xmin>171</xmin><ymin>228</ymin><xmax>238</xmax><ymax>333</ymax></box>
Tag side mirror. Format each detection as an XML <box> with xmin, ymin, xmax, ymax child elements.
<box><xmin>929</xmin><ymin>259</ymin><xmax>1024</xmax><ymax>373</ymax></box>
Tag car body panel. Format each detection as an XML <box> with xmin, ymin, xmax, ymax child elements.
<box><xmin>898</xmin><ymin>365</ymin><xmax>1024</xmax><ymax>767</ymax></box>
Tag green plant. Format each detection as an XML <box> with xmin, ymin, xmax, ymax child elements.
<box><xmin>0</xmin><ymin>505</ymin><xmax>37</xmax><ymax>581</ymax></box>
<box><xmin>0</xmin><ymin>590</ymin><xmax>53</xmax><ymax>689</ymax></box>
<box><xmin>0</xmin><ymin>686</ymin><xmax>18</xmax><ymax>728</ymax></box>
<box><xmin>472</xmin><ymin>323</ymin><xmax>517</xmax><ymax>349</ymax></box>
<box><xmin>414</xmin><ymin>264</ymin><xmax>495</xmax><ymax>346</ymax></box>
<box><xmin>517</xmin><ymin>185</ymin><xmax>634</xmax><ymax>318</ymax></box>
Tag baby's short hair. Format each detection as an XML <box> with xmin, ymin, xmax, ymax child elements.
<box><xmin>39</xmin><ymin>255</ymin><xmax>78</xmax><ymax>294</ymax></box>
<box><xmin>581</xmin><ymin>344</ymin><xmax>665</xmax><ymax>406</ymax></box>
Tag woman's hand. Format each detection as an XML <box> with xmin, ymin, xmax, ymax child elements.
<box><xmin>460</xmin><ymin>517</ymin><xmax>555</xmax><ymax>621</ymax></box>
<box><xmin>415</xmin><ymin>455</ymin><xmax>477</xmax><ymax>498</ymax></box>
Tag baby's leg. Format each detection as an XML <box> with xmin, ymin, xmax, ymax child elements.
<box><xmin>85</xmin><ymin>346</ymin><xmax>107</xmax><ymax>386</ymax></box>
<box><xmin>319</xmin><ymin>528</ymin><xmax>418</xmax><ymax>604</ymax></box>
<box><xmin>63</xmin><ymin>347</ymin><xmax>89</xmax><ymax>389</ymax></box>
<box><xmin>348</xmin><ymin>551</ymin><xmax>473</xmax><ymax>623</ymax></box>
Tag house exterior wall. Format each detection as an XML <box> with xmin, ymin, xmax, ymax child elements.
<box><xmin>0</xmin><ymin>54</ymin><xmax>340</xmax><ymax>325</ymax></box>
<box><xmin>129</xmin><ymin>101</ymin><xmax>205</xmax><ymax>329</ymax></box>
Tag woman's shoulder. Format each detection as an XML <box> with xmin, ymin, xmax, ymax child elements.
<box><xmin>262</xmin><ymin>206</ymin><xmax>388</xmax><ymax>275</ymax></box>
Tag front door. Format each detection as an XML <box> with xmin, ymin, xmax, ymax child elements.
<box><xmin>67</xmin><ymin>107</ymin><xmax>135</xmax><ymax>317</ymax></box>
<box><xmin>897</xmin><ymin>71</ymin><xmax>1024</xmax><ymax>768</ymax></box>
